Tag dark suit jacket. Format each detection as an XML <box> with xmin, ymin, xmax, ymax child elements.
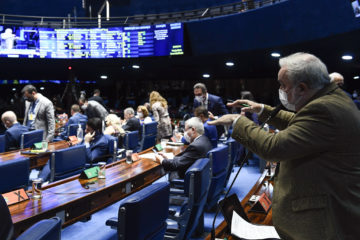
<box><xmin>123</xmin><ymin>116</ymin><xmax>141</xmax><ymax>133</ymax></box>
<box><xmin>89</xmin><ymin>95</ymin><xmax>105</xmax><ymax>107</ymax></box>
<box><xmin>162</xmin><ymin>135</ymin><xmax>212</xmax><ymax>178</ymax></box>
<box><xmin>5</xmin><ymin>123</ymin><xmax>29</xmax><ymax>151</ymax></box>
<box><xmin>85</xmin><ymin>133</ymin><xmax>109</xmax><ymax>163</ymax></box>
<box><xmin>59</xmin><ymin>113</ymin><xmax>88</xmax><ymax>139</ymax></box>
<box><xmin>193</xmin><ymin>93</ymin><xmax>228</xmax><ymax>117</ymax></box>
<box><xmin>232</xmin><ymin>83</ymin><xmax>360</xmax><ymax>239</ymax></box>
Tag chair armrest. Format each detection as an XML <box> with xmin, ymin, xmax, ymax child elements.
<box><xmin>170</xmin><ymin>188</ymin><xmax>184</xmax><ymax>195</ymax></box>
<box><xmin>170</xmin><ymin>178</ymin><xmax>184</xmax><ymax>188</ymax></box>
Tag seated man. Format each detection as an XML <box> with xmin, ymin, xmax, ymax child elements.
<box><xmin>1</xmin><ymin>111</ymin><xmax>29</xmax><ymax>151</ymax></box>
<box><xmin>84</xmin><ymin>117</ymin><xmax>109</xmax><ymax>163</ymax></box>
<box><xmin>194</xmin><ymin>106</ymin><xmax>218</xmax><ymax>148</ymax></box>
<box><xmin>122</xmin><ymin>107</ymin><xmax>141</xmax><ymax>133</ymax></box>
<box><xmin>156</xmin><ymin>117</ymin><xmax>212</xmax><ymax>178</ymax></box>
<box><xmin>58</xmin><ymin>104</ymin><xmax>88</xmax><ymax>139</ymax></box>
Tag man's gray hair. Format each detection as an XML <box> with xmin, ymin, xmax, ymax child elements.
<box><xmin>193</xmin><ymin>83</ymin><xmax>207</xmax><ymax>93</ymax></box>
<box><xmin>185</xmin><ymin>117</ymin><xmax>204</xmax><ymax>135</ymax></box>
<box><xmin>279</xmin><ymin>52</ymin><xmax>330</xmax><ymax>89</ymax></box>
<box><xmin>124</xmin><ymin>107</ymin><xmax>135</xmax><ymax>116</ymax></box>
<box><xmin>1</xmin><ymin>111</ymin><xmax>17</xmax><ymax>123</ymax></box>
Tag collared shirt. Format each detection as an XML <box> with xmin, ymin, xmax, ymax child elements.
<box><xmin>201</xmin><ymin>93</ymin><xmax>209</xmax><ymax>110</ymax></box>
<box><xmin>26</xmin><ymin>98</ymin><xmax>39</xmax><ymax>129</ymax></box>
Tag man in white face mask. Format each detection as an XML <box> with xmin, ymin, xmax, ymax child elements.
<box><xmin>208</xmin><ymin>52</ymin><xmax>360</xmax><ymax>240</ymax></box>
<box><xmin>155</xmin><ymin>117</ymin><xmax>212</xmax><ymax>179</ymax></box>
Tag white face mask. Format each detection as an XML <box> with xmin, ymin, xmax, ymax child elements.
<box><xmin>137</xmin><ymin>112</ymin><xmax>143</xmax><ymax>118</ymax></box>
<box><xmin>279</xmin><ymin>88</ymin><xmax>302</xmax><ymax>112</ymax></box>
<box><xmin>195</xmin><ymin>95</ymin><xmax>204</xmax><ymax>102</ymax></box>
<box><xmin>184</xmin><ymin>131</ymin><xmax>192</xmax><ymax>143</ymax></box>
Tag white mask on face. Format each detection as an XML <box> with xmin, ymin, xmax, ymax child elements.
<box><xmin>137</xmin><ymin>112</ymin><xmax>143</xmax><ymax>118</ymax></box>
<box><xmin>279</xmin><ymin>88</ymin><xmax>298</xmax><ymax>111</ymax></box>
<box><xmin>184</xmin><ymin>131</ymin><xmax>192</xmax><ymax>143</ymax></box>
<box><xmin>195</xmin><ymin>95</ymin><xmax>204</xmax><ymax>103</ymax></box>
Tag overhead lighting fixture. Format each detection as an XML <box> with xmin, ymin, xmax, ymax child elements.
<box><xmin>203</xmin><ymin>73</ymin><xmax>210</xmax><ymax>78</ymax></box>
<box><xmin>132</xmin><ymin>65</ymin><xmax>140</xmax><ymax>69</ymax></box>
<box><xmin>271</xmin><ymin>52</ymin><xmax>281</xmax><ymax>58</ymax></box>
<box><xmin>226</xmin><ymin>62</ymin><xmax>234</xmax><ymax>67</ymax></box>
<box><xmin>100</xmin><ymin>75</ymin><xmax>108</xmax><ymax>79</ymax></box>
<box><xmin>342</xmin><ymin>55</ymin><xmax>353</xmax><ymax>60</ymax></box>
<box><xmin>354</xmin><ymin>76</ymin><xmax>360</xmax><ymax>80</ymax></box>
<box><xmin>40</xmin><ymin>87</ymin><xmax>45</xmax><ymax>90</ymax></box>
<box><xmin>12</xmin><ymin>88</ymin><xmax>16</xmax><ymax>91</ymax></box>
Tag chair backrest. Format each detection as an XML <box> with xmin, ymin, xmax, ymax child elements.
<box><xmin>107</xmin><ymin>135</ymin><xmax>118</xmax><ymax>163</ymax></box>
<box><xmin>139</xmin><ymin>122</ymin><xmax>158</xmax><ymax>151</ymax></box>
<box><xmin>0</xmin><ymin>157</ymin><xmax>29</xmax><ymax>193</ymax></box>
<box><xmin>0</xmin><ymin>194</ymin><xmax>14</xmax><ymax>240</ymax></box>
<box><xmin>180</xmin><ymin>158</ymin><xmax>211</xmax><ymax>240</ymax></box>
<box><xmin>16</xmin><ymin>217</ymin><xmax>62</xmax><ymax>240</ymax></box>
<box><xmin>223</xmin><ymin>138</ymin><xmax>241</xmax><ymax>187</ymax></box>
<box><xmin>67</xmin><ymin>124</ymin><xmax>81</xmax><ymax>138</ymax></box>
<box><xmin>20</xmin><ymin>129</ymin><xmax>44</xmax><ymax>149</ymax></box>
<box><xmin>0</xmin><ymin>135</ymin><xmax>5</xmax><ymax>153</ymax></box>
<box><xmin>118</xmin><ymin>182</ymin><xmax>170</xmax><ymax>240</ymax></box>
<box><xmin>124</xmin><ymin>131</ymin><xmax>139</xmax><ymax>151</ymax></box>
<box><xmin>206</xmin><ymin>145</ymin><xmax>229</xmax><ymax>210</ymax></box>
<box><xmin>50</xmin><ymin>145</ymin><xmax>86</xmax><ymax>182</ymax></box>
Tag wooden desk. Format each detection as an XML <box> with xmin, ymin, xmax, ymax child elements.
<box><xmin>11</xmin><ymin>146</ymin><xmax>184</xmax><ymax>236</ymax></box>
<box><xmin>0</xmin><ymin>140</ymin><xmax>70</xmax><ymax>169</ymax></box>
<box><xmin>205</xmin><ymin>170</ymin><xmax>274</xmax><ymax>240</ymax></box>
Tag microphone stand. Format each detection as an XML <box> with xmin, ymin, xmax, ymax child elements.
<box><xmin>210</xmin><ymin>104</ymin><xmax>283</xmax><ymax>240</ymax></box>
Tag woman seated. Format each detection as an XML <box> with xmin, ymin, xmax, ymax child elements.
<box><xmin>137</xmin><ymin>105</ymin><xmax>153</xmax><ymax>125</ymax></box>
<box><xmin>104</xmin><ymin>114</ymin><xmax>125</xmax><ymax>137</ymax></box>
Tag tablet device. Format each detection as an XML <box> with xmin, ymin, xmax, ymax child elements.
<box><xmin>219</xmin><ymin>193</ymin><xmax>250</xmax><ymax>231</ymax></box>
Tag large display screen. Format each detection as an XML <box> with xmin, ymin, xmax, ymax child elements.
<box><xmin>0</xmin><ymin>23</ymin><xmax>184</xmax><ymax>58</ymax></box>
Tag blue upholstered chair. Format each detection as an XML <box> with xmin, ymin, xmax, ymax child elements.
<box><xmin>50</xmin><ymin>145</ymin><xmax>86</xmax><ymax>182</ymax></box>
<box><xmin>0</xmin><ymin>194</ymin><xmax>61</xmax><ymax>240</ymax></box>
<box><xmin>0</xmin><ymin>134</ymin><xmax>6</xmax><ymax>153</ymax></box>
<box><xmin>124</xmin><ymin>131</ymin><xmax>139</xmax><ymax>152</ymax></box>
<box><xmin>66</xmin><ymin>123</ymin><xmax>81</xmax><ymax>138</ymax></box>
<box><xmin>106</xmin><ymin>135</ymin><xmax>118</xmax><ymax>163</ymax></box>
<box><xmin>0</xmin><ymin>157</ymin><xmax>29</xmax><ymax>193</ymax></box>
<box><xmin>139</xmin><ymin>122</ymin><xmax>158</xmax><ymax>151</ymax></box>
<box><xmin>165</xmin><ymin>158</ymin><xmax>211</xmax><ymax>240</ymax></box>
<box><xmin>206</xmin><ymin>145</ymin><xmax>229</xmax><ymax>210</ymax></box>
<box><xmin>20</xmin><ymin>129</ymin><xmax>44</xmax><ymax>149</ymax></box>
<box><xmin>105</xmin><ymin>182</ymin><xmax>170</xmax><ymax>240</ymax></box>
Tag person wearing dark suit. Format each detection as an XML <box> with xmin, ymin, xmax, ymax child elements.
<box><xmin>79</xmin><ymin>96</ymin><xmax>108</xmax><ymax>120</ymax></box>
<box><xmin>88</xmin><ymin>89</ymin><xmax>106</xmax><ymax>107</ymax></box>
<box><xmin>193</xmin><ymin>83</ymin><xmax>228</xmax><ymax>138</ymax></box>
<box><xmin>58</xmin><ymin>104</ymin><xmax>88</xmax><ymax>139</ymax></box>
<box><xmin>122</xmin><ymin>107</ymin><xmax>141</xmax><ymax>133</ymax></box>
<box><xmin>210</xmin><ymin>53</ymin><xmax>360</xmax><ymax>240</ymax></box>
<box><xmin>84</xmin><ymin>118</ymin><xmax>109</xmax><ymax>163</ymax></box>
<box><xmin>1</xmin><ymin>111</ymin><xmax>29</xmax><ymax>151</ymax></box>
<box><xmin>194</xmin><ymin>106</ymin><xmax>218</xmax><ymax>148</ymax></box>
<box><xmin>156</xmin><ymin>117</ymin><xmax>212</xmax><ymax>178</ymax></box>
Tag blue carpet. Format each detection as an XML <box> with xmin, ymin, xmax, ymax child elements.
<box><xmin>61</xmin><ymin>158</ymin><xmax>261</xmax><ymax>240</ymax></box>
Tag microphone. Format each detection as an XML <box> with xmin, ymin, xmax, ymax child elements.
<box><xmin>210</xmin><ymin>103</ymin><xmax>283</xmax><ymax>240</ymax></box>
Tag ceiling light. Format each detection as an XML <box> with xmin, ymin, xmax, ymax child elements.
<box><xmin>40</xmin><ymin>87</ymin><xmax>45</xmax><ymax>90</ymax></box>
<box><xmin>226</xmin><ymin>62</ymin><xmax>234</xmax><ymax>67</ymax></box>
<box><xmin>354</xmin><ymin>76</ymin><xmax>360</xmax><ymax>80</ymax></box>
<box><xmin>271</xmin><ymin>52</ymin><xmax>281</xmax><ymax>58</ymax></box>
<box><xmin>132</xmin><ymin>65</ymin><xmax>140</xmax><ymax>69</ymax></box>
<box><xmin>100</xmin><ymin>75</ymin><xmax>107</xmax><ymax>79</ymax></box>
<box><xmin>342</xmin><ymin>55</ymin><xmax>353</xmax><ymax>60</ymax></box>
<box><xmin>203</xmin><ymin>73</ymin><xmax>210</xmax><ymax>78</ymax></box>
<box><xmin>12</xmin><ymin>88</ymin><xmax>16</xmax><ymax>91</ymax></box>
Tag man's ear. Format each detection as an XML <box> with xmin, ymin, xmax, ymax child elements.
<box><xmin>297</xmin><ymin>82</ymin><xmax>309</xmax><ymax>95</ymax></box>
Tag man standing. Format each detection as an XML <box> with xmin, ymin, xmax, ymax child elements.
<box><xmin>89</xmin><ymin>89</ymin><xmax>105</xmax><ymax>107</ymax></box>
<box><xmin>22</xmin><ymin>85</ymin><xmax>55</xmax><ymax>142</ymax></box>
<box><xmin>79</xmin><ymin>96</ymin><xmax>108</xmax><ymax>120</ymax></box>
<box><xmin>1</xmin><ymin>111</ymin><xmax>29</xmax><ymax>151</ymax></box>
<box><xmin>210</xmin><ymin>53</ymin><xmax>360</xmax><ymax>239</ymax></box>
<box><xmin>193</xmin><ymin>83</ymin><xmax>228</xmax><ymax>138</ymax></box>
<box><xmin>156</xmin><ymin>117</ymin><xmax>212</xmax><ymax>178</ymax></box>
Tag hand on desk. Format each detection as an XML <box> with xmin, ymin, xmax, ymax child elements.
<box><xmin>155</xmin><ymin>152</ymin><xmax>168</xmax><ymax>164</ymax></box>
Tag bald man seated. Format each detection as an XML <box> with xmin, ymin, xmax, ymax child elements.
<box><xmin>1</xmin><ymin>111</ymin><xmax>29</xmax><ymax>151</ymax></box>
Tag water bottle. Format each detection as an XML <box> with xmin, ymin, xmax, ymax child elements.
<box><xmin>77</xmin><ymin>124</ymin><xmax>83</xmax><ymax>143</ymax></box>
<box><xmin>173</xmin><ymin>125</ymin><xmax>179</xmax><ymax>142</ymax></box>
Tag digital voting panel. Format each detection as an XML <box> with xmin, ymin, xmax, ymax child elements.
<box><xmin>0</xmin><ymin>23</ymin><xmax>184</xmax><ymax>58</ymax></box>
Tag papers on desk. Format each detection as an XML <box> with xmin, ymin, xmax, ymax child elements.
<box><xmin>139</xmin><ymin>152</ymin><xmax>175</xmax><ymax>161</ymax></box>
<box><xmin>231</xmin><ymin>211</ymin><xmax>280</xmax><ymax>240</ymax></box>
